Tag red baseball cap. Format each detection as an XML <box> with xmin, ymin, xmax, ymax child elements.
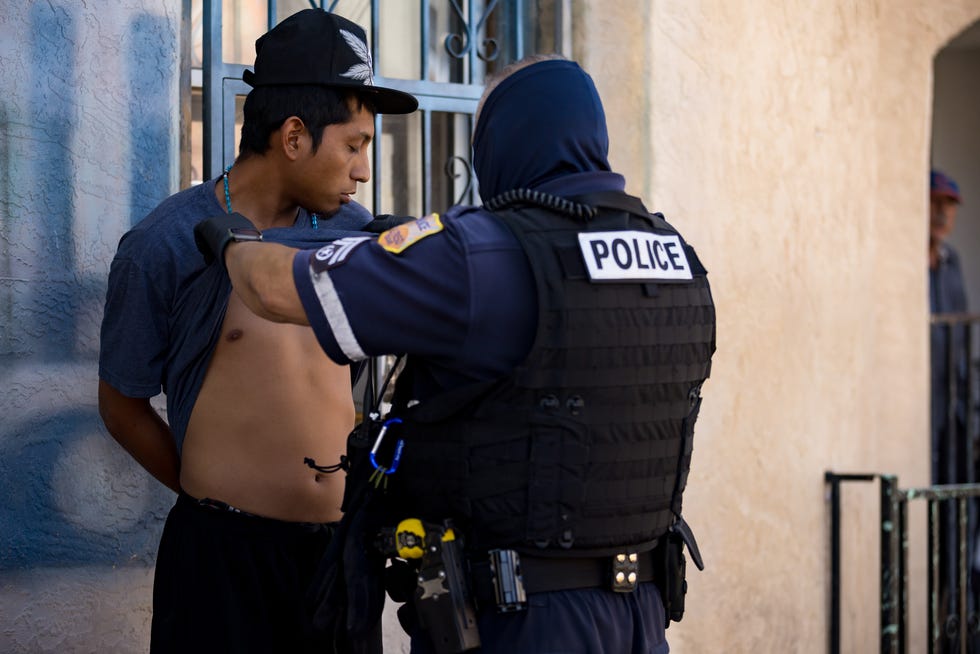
<box><xmin>931</xmin><ymin>169</ymin><xmax>962</xmax><ymax>204</ymax></box>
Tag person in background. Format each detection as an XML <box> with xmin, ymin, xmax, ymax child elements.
<box><xmin>97</xmin><ymin>9</ymin><xmax>416</xmax><ymax>653</ymax></box>
<box><xmin>928</xmin><ymin>168</ymin><xmax>975</xmax><ymax>649</ymax></box>
<box><xmin>929</xmin><ymin>168</ymin><xmax>968</xmax><ymax>485</ymax></box>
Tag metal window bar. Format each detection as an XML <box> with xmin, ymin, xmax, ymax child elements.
<box><xmin>827</xmin><ymin>471</ymin><xmax>876</xmax><ymax>653</ymax></box>
<box><xmin>201</xmin><ymin>1</ymin><xmax>569</xmax><ymax>205</ymax></box>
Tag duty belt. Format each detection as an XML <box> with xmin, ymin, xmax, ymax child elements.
<box><xmin>468</xmin><ymin>546</ymin><xmax>660</xmax><ymax>612</ymax></box>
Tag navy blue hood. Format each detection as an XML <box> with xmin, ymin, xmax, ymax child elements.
<box><xmin>473</xmin><ymin>59</ymin><xmax>611</xmax><ymax>203</ymax></box>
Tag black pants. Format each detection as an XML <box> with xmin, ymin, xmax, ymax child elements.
<box><xmin>150</xmin><ymin>493</ymin><xmax>335</xmax><ymax>654</ymax></box>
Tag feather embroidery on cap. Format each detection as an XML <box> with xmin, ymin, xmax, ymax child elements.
<box><xmin>339</xmin><ymin>29</ymin><xmax>374</xmax><ymax>86</ymax></box>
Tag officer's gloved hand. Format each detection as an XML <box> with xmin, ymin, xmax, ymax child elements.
<box><xmin>193</xmin><ymin>212</ymin><xmax>260</xmax><ymax>265</ymax></box>
<box><xmin>362</xmin><ymin>214</ymin><xmax>414</xmax><ymax>233</ymax></box>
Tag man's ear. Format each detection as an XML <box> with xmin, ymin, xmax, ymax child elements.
<box><xmin>279</xmin><ymin>116</ymin><xmax>308</xmax><ymax>161</ymax></box>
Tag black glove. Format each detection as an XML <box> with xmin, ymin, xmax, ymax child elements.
<box><xmin>362</xmin><ymin>214</ymin><xmax>415</xmax><ymax>233</ymax></box>
<box><xmin>193</xmin><ymin>212</ymin><xmax>262</xmax><ymax>265</ymax></box>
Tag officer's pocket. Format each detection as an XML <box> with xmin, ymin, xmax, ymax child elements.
<box><xmin>525</xmin><ymin>415</ymin><xmax>589</xmax><ymax>547</ymax></box>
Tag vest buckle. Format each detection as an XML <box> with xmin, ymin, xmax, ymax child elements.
<box><xmin>611</xmin><ymin>552</ymin><xmax>639</xmax><ymax>593</ymax></box>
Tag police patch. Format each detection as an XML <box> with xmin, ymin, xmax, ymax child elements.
<box><xmin>378</xmin><ymin>213</ymin><xmax>443</xmax><ymax>254</ymax></box>
<box><xmin>311</xmin><ymin>236</ymin><xmax>371</xmax><ymax>272</ymax></box>
<box><xmin>578</xmin><ymin>230</ymin><xmax>693</xmax><ymax>282</ymax></box>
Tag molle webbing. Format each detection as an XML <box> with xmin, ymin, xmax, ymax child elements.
<box><xmin>393</xmin><ymin>195</ymin><xmax>715</xmax><ymax>556</ymax></box>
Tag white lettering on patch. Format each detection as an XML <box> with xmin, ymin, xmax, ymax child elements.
<box><xmin>577</xmin><ymin>231</ymin><xmax>693</xmax><ymax>282</ymax></box>
<box><xmin>313</xmin><ymin>236</ymin><xmax>371</xmax><ymax>271</ymax></box>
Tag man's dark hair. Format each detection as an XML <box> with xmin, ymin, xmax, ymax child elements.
<box><xmin>238</xmin><ymin>85</ymin><xmax>377</xmax><ymax>157</ymax></box>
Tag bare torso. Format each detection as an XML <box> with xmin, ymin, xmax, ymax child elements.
<box><xmin>181</xmin><ymin>290</ymin><xmax>353</xmax><ymax>523</ymax></box>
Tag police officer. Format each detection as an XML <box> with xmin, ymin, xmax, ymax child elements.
<box><xmin>195</xmin><ymin>55</ymin><xmax>716</xmax><ymax>654</ymax></box>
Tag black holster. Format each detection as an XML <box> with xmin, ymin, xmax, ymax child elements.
<box><xmin>653</xmin><ymin>516</ymin><xmax>703</xmax><ymax>627</ymax></box>
<box><xmin>407</xmin><ymin>521</ymin><xmax>481</xmax><ymax>654</ymax></box>
<box><xmin>655</xmin><ymin>530</ymin><xmax>688</xmax><ymax>626</ymax></box>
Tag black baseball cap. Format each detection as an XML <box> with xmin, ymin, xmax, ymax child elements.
<box><xmin>242</xmin><ymin>9</ymin><xmax>418</xmax><ymax>115</ymax></box>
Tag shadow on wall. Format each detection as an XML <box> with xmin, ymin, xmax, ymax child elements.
<box><xmin>0</xmin><ymin>4</ymin><xmax>178</xmax><ymax>571</ymax></box>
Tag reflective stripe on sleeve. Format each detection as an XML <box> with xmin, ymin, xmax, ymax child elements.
<box><xmin>310</xmin><ymin>267</ymin><xmax>367</xmax><ymax>361</ymax></box>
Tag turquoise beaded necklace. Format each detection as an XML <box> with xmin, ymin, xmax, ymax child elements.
<box><xmin>222</xmin><ymin>165</ymin><xmax>233</xmax><ymax>212</ymax></box>
<box><xmin>222</xmin><ymin>164</ymin><xmax>318</xmax><ymax>230</ymax></box>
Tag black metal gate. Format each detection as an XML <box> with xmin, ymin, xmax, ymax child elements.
<box><xmin>826</xmin><ymin>473</ymin><xmax>980</xmax><ymax>654</ymax></box>
<box><xmin>827</xmin><ymin>315</ymin><xmax>980</xmax><ymax>653</ymax></box>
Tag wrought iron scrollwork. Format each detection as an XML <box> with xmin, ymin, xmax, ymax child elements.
<box><xmin>445</xmin><ymin>0</ymin><xmax>500</xmax><ymax>62</ymax></box>
<box><xmin>445</xmin><ymin>155</ymin><xmax>474</xmax><ymax>205</ymax></box>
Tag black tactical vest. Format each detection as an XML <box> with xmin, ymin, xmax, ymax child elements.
<box><xmin>387</xmin><ymin>190</ymin><xmax>716</xmax><ymax>557</ymax></box>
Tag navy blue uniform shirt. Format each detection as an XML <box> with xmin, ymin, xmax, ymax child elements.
<box><xmin>292</xmin><ymin>171</ymin><xmax>626</xmax><ymax>400</ymax></box>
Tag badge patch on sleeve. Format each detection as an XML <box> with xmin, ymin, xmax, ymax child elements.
<box><xmin>578</xmin><ymin>231</ymin><xmax>693</xmax><ymax>282</ymax></box>
<box><xmin>312</xmin><ymin>236</ymin><xmax>371</xmax><ymax>272</ymax></box>
<box><xmin>378</xmin><ymin>214</ymin><xmax>443</xmax><ymax>254</ymax></box>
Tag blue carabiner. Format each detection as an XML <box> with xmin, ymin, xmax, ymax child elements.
<box><xmin>369</xmin><ymin>417</ymin><xmax>405</xmax><ymax>475</ymax></box>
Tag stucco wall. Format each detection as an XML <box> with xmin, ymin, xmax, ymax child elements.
<box><xmin>0</xmin><ymin>2</ymin><xmax>181</xmax><ymax>652</ymax></box>
<box><xmin>577</xmin><ymin>1</ymin><xmax>980</xmax><ymax>651</ymax></box>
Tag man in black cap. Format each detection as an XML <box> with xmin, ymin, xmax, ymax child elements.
<box><xmin>98</xmin><ymin>9</ymin><xmax>416</xmax><ymax>653</ymax></box>
<box><xmin>195</xmin><ymin>54</ymin><xmax>715</xmax><ymax>654</ymax></box>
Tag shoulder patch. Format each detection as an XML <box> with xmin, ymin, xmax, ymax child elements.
<box><xmin>311</xmin><ymin>236</ymin><xmax>372</xmax><ymax>272</ymax></box>
<box><xmin>378</xmin><ymin>213</ymin><xmax>443</xmax><ymax>254</ymax></box>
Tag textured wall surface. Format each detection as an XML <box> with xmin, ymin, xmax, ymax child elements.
<box><xmin>0</xmin><ymin>2</ymin><xmax>180</xmax><ymax>652</ymax></box>
<box><xmin>577</xmin><ymin>1</ymin><xmax>980</xmax><ymax>651</ymax></box>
